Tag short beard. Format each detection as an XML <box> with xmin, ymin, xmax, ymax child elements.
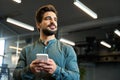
<box><xmin>42</xmin><ymin>28</ymin><xmax>57</xmax><ymax>36</ymax></box>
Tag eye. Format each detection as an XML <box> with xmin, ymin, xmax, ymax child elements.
<box><xmin>44</xmin><ymin>16</ymin><xmax>57</xmax><ymax>22</ymax></box>
<box><xmin>54</xmin><ymin>17</ymin><xmax>57</xmax><ymax>22</ymax></box>
<box><xmin>44</xmin><ymin>16</ymin><xmax>51</xmax><ymax>20</ymax></box>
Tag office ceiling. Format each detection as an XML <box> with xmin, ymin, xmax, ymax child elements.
<box><xmin>0</xmin><ymin>0</ymin><xmax>120</xmax><ymax>43</ymax></box>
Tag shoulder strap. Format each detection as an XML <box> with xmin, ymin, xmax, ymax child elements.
<box><xmin>57</xmin><ymin>40</ymin><xmax>63</xmax><ymax>53</ymax></box>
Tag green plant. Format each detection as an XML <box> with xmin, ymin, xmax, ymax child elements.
<box><xmin>80</xmin><ymin>67</ymin><xmax>86</xmax><ymax>80</ymax></box>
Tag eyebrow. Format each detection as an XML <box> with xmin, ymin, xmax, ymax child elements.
<box><xmin>44</xmin><ymin>16</ymin><xmax>57</xmax><ymax>20</ymax></box>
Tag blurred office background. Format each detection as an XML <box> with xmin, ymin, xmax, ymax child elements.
<box><xmin>0</xmin><ymin>0</ymin><xmax>120</xmax><ymax>80</ymax></box>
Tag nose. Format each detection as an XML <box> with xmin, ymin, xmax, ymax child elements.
<box><xmin>50</xmin><ymin>19</ymin><xmax>56</xmax><ymax>26</ymax></box>
<box><xmin>50</xmin><ymin>18</ymin><xmax>55</xmax><ymax>23</ymax></box>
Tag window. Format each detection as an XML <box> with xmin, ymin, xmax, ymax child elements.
<box><xmin>0</xmin><ymin>39</ymin><xmax>5</xmax><ymax>66</ymax></box>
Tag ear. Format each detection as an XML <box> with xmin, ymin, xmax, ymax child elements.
<box><xmin>36</xmin><ymin>22</ymin><xmax>41</xmax><ymax>31</ymax></box>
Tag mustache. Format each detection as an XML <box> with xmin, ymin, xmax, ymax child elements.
<box><xmin>48</xmin><ymin>23</ymin><xmax>56</xmax><ymax>27</ymax></box>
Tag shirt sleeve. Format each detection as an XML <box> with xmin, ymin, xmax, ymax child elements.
<box><xmin>13</xmin><ymin>48</ymin><xmax>35</xmax><ymax>80</ymax></box>
<box><xmin>52</xmin><ymin>45</ymin><xmax>80</xmax><ymax>80</ymax></box>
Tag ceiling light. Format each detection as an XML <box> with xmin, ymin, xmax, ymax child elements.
<box><xmin>74</xmin><ymin>0</ymin><xmax>98</xmax><ymax>19</ymax></box>
<box><xmin>13</xmin><ymin>0</ymin><xmax>22</xmax><ymax>3</ymax></box>
<box><xmin>6</xmin><ymin>17</ymin><xmax>34</xmax><ymax>31</ymax></box>
<box><xmin>114</xmin><ymin>29</ymin><xmax>120</xmax><ymax>37</ymax></box>
<box><xmin>59</xmin><ymin>38</ymin><xmax>75</xmax><ymax>46</ymax></box>
<box><xmin>9</xmin><ymin>46</ymin><xmax>22</xmax><ymax>51</ymax></box>
<box><xmin>100</xmin><ymin>41</ymin><xmax>111</xmax><ymax>48</ymax></box>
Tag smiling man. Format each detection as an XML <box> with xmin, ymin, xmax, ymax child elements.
<box><xmin>13</xmin><ymin>4</ymin><xmax>80</xmax><ymax>80</ymax></box>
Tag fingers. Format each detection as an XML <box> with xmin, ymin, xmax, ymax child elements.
<box><xmin>34</xmin><ymin>67</ymin><xmax>41</xmax><ymax>73</ymax></box>
<box><xmin>30</xmin><ymin>59</ymin><xmax>45</xmax><ymax>73</ymax></box>
<box><xmin>30</xmin><ymin>58</ymin><xmax>56</xmax><ymax>74</ymax></box>
<box><xmin>40</xmin><ymin>59</ymin><xmax>57</xmax><ymax>74</ymax></box>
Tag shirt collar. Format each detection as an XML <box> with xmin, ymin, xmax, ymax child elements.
<box><xmin>39</xmin><ymin>38</ymin><xmax>57</xmax><ymax>45</ymax></box>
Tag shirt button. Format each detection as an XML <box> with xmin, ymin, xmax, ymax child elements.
<box><xmin>45</xmin><ymin>47</ymin><xmax>47</xmax><ymax>49</ymax></box>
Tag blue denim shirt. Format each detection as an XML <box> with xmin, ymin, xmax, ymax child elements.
<box><xmin>13</xmin><ymin>39</ymin><xmax>80</xmax><ymax>80</ymax></box>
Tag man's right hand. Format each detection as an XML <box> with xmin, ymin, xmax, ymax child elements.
<box><xmin>30</xmin><ymin>59</ymin><xmax>44</xmax><ymax>73</ymax></box>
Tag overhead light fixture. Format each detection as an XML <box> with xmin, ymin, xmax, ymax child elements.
<box><xmin>13</xmin><ymin>0</ymin><xmax>22</xmax><ymax>3</ymax></box>
<box><xmin>100</xmin><ymin>41</ymin><xmax>111</xmax><ymax>48</ymax></box>
<box><xmin>6</xmin><ymin>17</ymin><xmax>34</xmax><ymax>31</ymax></box>
<box><xmin>74</xmin><ymin>0</ymin><xmax>98</xmax><ymax>19</ymax></box>
<box><xmin>59</xmin><ymin>38</ymin><xmax>75</xmax><ymax>46</ymax></box>
<box><xmin>9</xmin><ymin>46</ymin><xmax>22</xmax><ymax>51</ymax></box>
<box><xmin>114</xmin><ymin>29</ymin><xmax>120</xmax><ymax>37</ymax></box>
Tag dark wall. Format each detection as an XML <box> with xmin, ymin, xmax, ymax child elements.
<box><xmin>95</xmin><ymin>63</ymin><xmax>120</xmax><ymax>80</ymax></box>
<box><xmin>80</xmin><ymin>63</ymin><xmax>120</xmax><ymax>80</ymax></box>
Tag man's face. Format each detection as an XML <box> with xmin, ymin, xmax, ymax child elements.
<box><xmin>38</xmin><ymin>11</ymin><xmax>58</xmax><ymax>36</ymax></box>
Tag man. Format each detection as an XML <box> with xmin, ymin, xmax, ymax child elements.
<box><xmin>13</xmin><ymin>4</ymin><xmax>80</xmax><ymax>80</ymax></box>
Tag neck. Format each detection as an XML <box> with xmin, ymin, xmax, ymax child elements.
<box><xmin>40</xmin><ymin>32</ymin><xmax>55</xmax><ymax>45</ymax></box>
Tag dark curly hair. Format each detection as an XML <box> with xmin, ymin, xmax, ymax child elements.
<box><xmin>35</xmin><ymin>4</ymin><xmax>57</xmax><ymax>23</ymax></box>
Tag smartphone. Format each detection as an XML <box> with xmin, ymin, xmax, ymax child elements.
<box><xmin>36</xmin><ymin>54</ymin><xmax>48</xmax><ymax>62</ymax></box>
